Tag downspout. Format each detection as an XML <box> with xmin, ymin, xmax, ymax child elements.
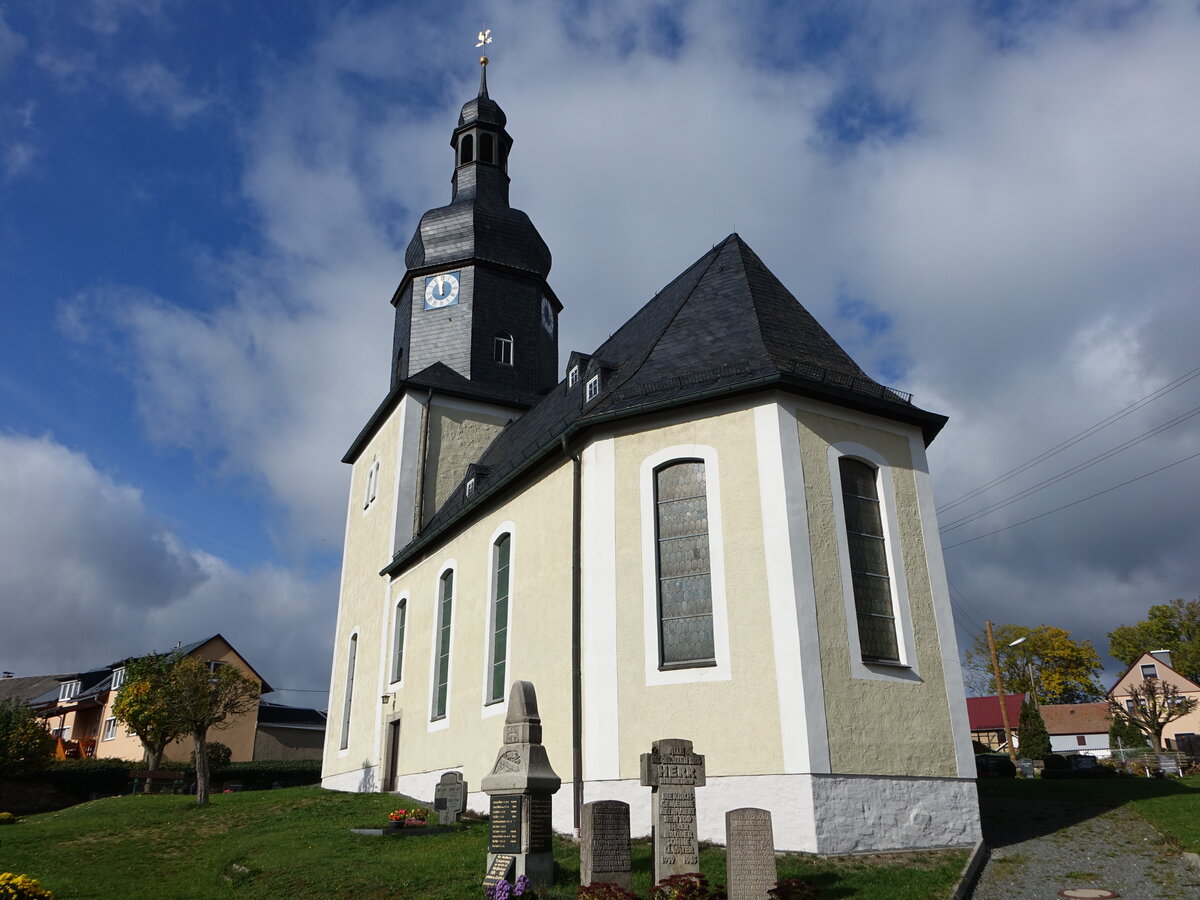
<box><xmin>562</xmin><ymin>434</ymin><xmax>583</xmax><ymax>834</ymax></box>
<box><xmin>412</xmin><ymin>389</ymin><xmax>433</xmax><ymax>536</ymax></box>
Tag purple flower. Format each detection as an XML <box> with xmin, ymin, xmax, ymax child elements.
<box><xmin>514</xmin><ymin>875</ymin><xmax>531</xmax><ymax>896</ymax></box>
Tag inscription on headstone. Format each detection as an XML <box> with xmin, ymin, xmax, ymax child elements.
<box><xmin>640</xmin><ymin>738</ymin><xmax>706</xmax><ymax>885</ymax></box>
<box><xmin>1016</xmin><ymin>758</ymin><xmax>1035</xmax><ymax>778</ymax></box>
<box><xmin>434</xmin><ymin>771</ymin><xmax>466</xmax><ymax>825</ymax></box>
<box><xmin>482</xmin><ymin>854</ymin><xmax>515</xmax><ymax>888</ymax></box>
<box><xmin>580</xmin><ymin>800</ymin><xmax>632</xmax><ymax>891</ymax></box>
<box><xmin>489</xmin><ymin>795</ymin><xmax>523</xmax><ymax>853</ymax></box>
<box><xmin>528</xmin><ymin>794</ymin><xmax>553</xmax><ymax>853</ymax></box>
<box><xmin>725</xmin><ymin>808</ymin><xmax>777</xmax><ymax>900</ymax></box>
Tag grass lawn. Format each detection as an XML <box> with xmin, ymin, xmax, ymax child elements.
<box><xmin>0</xmin><ymin>787</ymin><xmax>968</xmax><ymax>899</ymax></box>
<box><xmin>977</xmin><ymin>773</ymin><xmax>1200</xmax><ymax>853</ymax></box>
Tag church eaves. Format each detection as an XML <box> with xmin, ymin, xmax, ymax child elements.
<box><xmin>383</xmin><ymin>233</ymin><xmax>945</xmax><ymax>575</ymax></box>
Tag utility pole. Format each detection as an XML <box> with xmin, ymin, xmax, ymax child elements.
<box><xmin>986</xmin><ymin>621</ymin><xmax>1018</xmax><ymax>762</ymax></box>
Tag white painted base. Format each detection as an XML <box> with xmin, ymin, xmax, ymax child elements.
<box><xmin>321</xmin><ymin>764</ymin><xmax>380</xmax><ymax>794</ymax></box>
<box><xmin>322</xmin><ymin>768</ymin><xmax>981</xmax><ymax>855</ymax></box>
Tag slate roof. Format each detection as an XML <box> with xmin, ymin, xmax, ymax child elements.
<box><xmin>258</xmin><ymin>699</ymin><xmax>327</xmax><ymax>730</ymax></box>
<box><xmin>0</xmin><ymin>675</ymin><xmax>67</xmax><ymax>705</ymax></box>
<box><xmin>966</xmin><ymin>694</ymin><xmax>1028</xmax><ymax>731</ymax></box>
<box><xmin>384</xmin><ymin>233</ymin><xmax>946</xmax><ymax>574</ymax></box>
<box><xmin>1039</xmin><ymin>702</ymin><xmax>1111</xmax><ymax>736</ymax></box>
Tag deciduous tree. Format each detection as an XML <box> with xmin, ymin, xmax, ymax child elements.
<box><xmin>963</xmin><ymin>624</ymin><xmax>1104</xmax><ymax>704</ymax></box>
<box><xmin>170</xmin><ymin>658</ymin><xmax>261</xmax><ymax>806</ymax></box>
<box><xmin>1107</xmin><ymin>677</ymin><xmax>1198</xmax><ymax>751</ymax></box>
<box><xmin>1108</xmin><ymin>598</ymin><xmax>1200</xmax><ymax>683</ymax></box>
<box><xmin>112</xmin><ymin>652</ymin><xmax>189</xmax><ymax>770</ymax></box>
<box><xmin>0</xmin><ymin>698</ymin><xmax>54</xmax><ymax>775</ymax></box>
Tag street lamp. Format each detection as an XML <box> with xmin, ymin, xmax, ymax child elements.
<box><xmin>986</xmin><ymin>623</ymin><xmax>1023</xmax><ymax>762</ymax></box>
<box><xmin>1006</xmin><ymin>636</ymin><xmax>1038</xmax><ymax>707</ymax></box>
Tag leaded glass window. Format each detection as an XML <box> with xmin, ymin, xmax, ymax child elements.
<box><xmin>432</xmin><ymin>572</ymin><xmax>453</xmax><ymax>719</ymax></box>
<box><xmin>488</xmin><ymin>535</ymin><xmax>511</xmax><ymax>703</ymax></box>
<box><xmin>839</xmin><ymin>457</ymin><xmax>900</xmax><ymax>663</ymax></box>
<box><xmin>655</xmin><ymin>461</ymin><xmax>715</xmax><ymax>667</ymax></box>
<box><xmin>340</xmin><ymin>634</ymin><xmax>356</xmax><ymax>750</ymax></box>
<box><xmin>390</xmin><ymin>599</ymin><xmax>406</xmax><ymax>683</ymax></box>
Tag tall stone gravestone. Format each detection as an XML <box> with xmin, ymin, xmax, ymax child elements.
<box><xmin>434</xmin><ymin>771</ymin><xmax>466</xmax><ymax>825</ymax></box>
<box><xmin>481</xmin><ymin>681</ymin><xmax>561</xmax><ymax>889</ymax></box>
<box><xmin>639</xmin><ymin>738</ymin><xmax>706</xmax><ymax>886</ymax></box>
<box><xmin>725</xmin><ymin>808</ymin><xmax>777</xmax><ymax>900</ymax></box>
<box><xmin>580</xmin><ymin>800</ymin><xmax>632</xmax><ymax>891</ymax></box>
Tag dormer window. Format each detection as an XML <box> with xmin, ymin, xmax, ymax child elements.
<box><xmin>111</xmin><ymin>667</ymin><xmax>125</xmax><ymax>691</ymax></box>
<box><xmin>568</xmin><ymin>366</ymin><xmax>579</xmax><ymax>388</ymax></box>
<box><xmin>585</xmin><ymin>374</ymin><xmax>601</xmax><ymax>402</ymax></box>
<box><xmin>466</xmin><ymin>477</ymin><xmax>476</xmax><ymax>498</ymax></box>
<box><xmin>494</xmin><ymin>333</ymin><xmax>513</xmax><ymax>366</ymax></box>
<box><xmin>59</xmin><ymin>680</ymin><xmax>80</xmax><ymax>702</ymax></box>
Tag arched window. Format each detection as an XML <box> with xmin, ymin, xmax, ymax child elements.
<box><xmin>487</xmin><ymin>534</ymin><xmax>511</xmax><ymax>703</ymax></box>
<box><xmin>339</xmin><ymin>633</ymin><xmax>357</xmax><ymax>750</ymax></box>
<box><xmin>838</xmin><ymin>457</ymin><xmax>900</xmax><ymax>663</ymax></box>
<box><xmin>480</xmin><ymin>133</ymin><xmax>495</xmax><ymax>164</ymax></box>
<box><xmin>431</xmin><ymin>571</ymin><xmax>453</xmax><ymax>719</ymax></box>
<box><xmin>654</xmin><ymin>461</ymin><xmax>715</xmax><ymax>667</ymax></box>
<box><xmin>390</xmin><ymin>598</ymin><xmax>407</xmax><ymax>684</ymax></box>
<box><xmin>494</xmin><ymin>332</ymin><xmax>513</xmax><ymax>366</ymax></box>
<box><xmin>460</xmin><ymin>134</ymin><xmax>474</xmax><ymax>165</ymax></box>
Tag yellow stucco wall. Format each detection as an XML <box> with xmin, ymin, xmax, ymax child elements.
<box><xmin>422</xmin><ymin>405</ymin><xmax>509</xmax><ymax>517</ymax></box>
<box><xmin>797</xmin><ymin>410</ymin><xmax>957</xmax><ymax>776</ymax></box>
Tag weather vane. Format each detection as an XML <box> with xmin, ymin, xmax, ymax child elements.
<box><xmin>476</xmin><ymin>27</ymin><xmax>493</xmax><ymax>68</ymax></box>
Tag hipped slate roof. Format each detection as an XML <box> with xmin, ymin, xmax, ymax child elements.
<box><xmin>385</xmin><ymin>234</ymin><xmax>946</xmax><ymax>574</ymax></box>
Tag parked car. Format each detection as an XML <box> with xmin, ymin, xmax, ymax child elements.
<box><xmin>975</xmin><ymin>753</ymin><xmax>1016</xmax><ymax>778</ymax></box>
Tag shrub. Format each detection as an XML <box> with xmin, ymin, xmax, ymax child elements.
<box><xmin>0</xmin><ymin>873</ymin><xmax>54</xmax><ymax>899</ymax></box>
<box><xmin>0</xmin><ymin>699</ymin><xmax>55</xmax><ymax>776</ymax></box>
<box><xmin>651</xmin><ymin>873</ymin><xmax>727</xmax><ymax>900</ymax></box>
<box><xmin>0</xmin><ymin>811</ymin><xmax>16</xmax><ymax>824</ymax></box>
<box><xmin>577</xmin><ymin>884</ymin><xmax>638</xmax><ymax>900</ymax></box>
<box><xmin>205</xmin><ymin>742</ymin><xmax>232</xmax><ymax>769</ymax></box>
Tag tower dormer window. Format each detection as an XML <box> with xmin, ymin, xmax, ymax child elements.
<box><xmin>568</xmin><ymin>366</ymin><xmax>579</xmax><ymax>387</ymax></box>
<box><xmin>460</xmin><ymin>134</ymin><xmax>474</xmax><ymax>165</ymax></box>
<box><xmin>480</xmin><ymin>133</ymin><xmax>494</xmax><ymax>164</ymax></box>
<box><xmin>494</xmin><ymin>332</ymin><xmax>513</xmax><ymax>366</ymax></box>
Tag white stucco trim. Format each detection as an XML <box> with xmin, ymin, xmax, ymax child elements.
<box><xmin>427</xmin><ymin>559</ymin><xmax>458</xmax><ymax>733</ymax></box>
<box><xmin>639</xmin><ymin>444</ymin><xmax>731</xmax><ymax>685</ymax></box>
<box><xmin>581</xmin><ymin>439</ymin><xmax>620</xmax><ymax>779</ymax></box>
<box><xmin>481</xmin><ymin>521</ymin><xmax>516</xmax><ymax>718</ymax></box>
<box><xmin>827</xmin><ymin>442</ymin><xmax>919</xmax><ymax>682</ymax></box>
<box><xmin>906</xmin><ymin>434</ymin><xmax>977</xmax><ymax>778</ymax></box>
<box><xmin>391</xmin><ymin>392</ymin><xmax>426</xmax><ymax>554</ymax></box>
<box><xmin>754</xmin><ymin>402</ymin><xmax>830</xmax><ymax>774</ymax></box>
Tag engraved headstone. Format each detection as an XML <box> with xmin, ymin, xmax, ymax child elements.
<box><xmin>640</xmin><ymin>738</ymin><xmax>706</xmax><ymax>885</ymax></box>
<box><xmin>580</xmin><ymin>800</ymin><xmax>632</xmax><ymax>891</ymax></box>
<box><xmin>1016</xmin><ymin>758</ymin><xmax>1035</xmax><ymax>778</ymax></box>
<box><xmin>725</xmin><ymin>808</ymin><xmax>777</xmax><ymax>900</ymax></box>
<box><xmin>481</xmin><ymin>681</ymin><xmax>561</xmax><ymax>889</ymax></box>
<box><xmin>434</xmin><ymin>771</ymin><xmax>466</xmax><ymax>825</ymax></box>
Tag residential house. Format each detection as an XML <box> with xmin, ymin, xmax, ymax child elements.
<box><xmin>254</xmin><ymin>700</ymin><xmax>327</xmax><ymax>761</ymax></box>
<box><xmin>1107</xmin><ymin>650</ymin><xmax>1200</xmax><ymax>752</ymax></box>
<box><xmin>966</xmin><ymin>694</ymin><xmax>1027</xmax><ymax>752</ymax></box>
<box><xmin>1039</xmin><ymin>702</ymin><xmax>1111</xmax><ymax>758</ymax></box>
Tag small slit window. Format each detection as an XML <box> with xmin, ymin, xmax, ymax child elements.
<box><xmin>494</xmin><ymin>333</ymin><xmax>513</xmax><ymax>366</ymax></box>
<box><xmin>460</xmin><ymin>134</ymin><xmax>474</xmax><ymax>165</ymax></box>
<box><xmin>432</xmin><ymin>571</ymin><xmax>454</xmax><ymax>720</ymax></box>
<box><xmin>480</xmin><ymin>133</ymin><xmax>495</xmax><ymax>163</ymax></box>
<box><xmin>391</xmin><ymin>599</ymin><xmax>407</xmax><ymax>684</ymax></box>
<box><xmin>585</xmin><ymin>375</ymin><xmax>600</xmax><ymax>402</ymax></box>
<box><xmin>488</xmin><ymin>534</ymin><xmax>511</xmax><ymax>703</ymax></box>
<box><xmin>340</xmin><ymin>634</ymin><xmax>357</xmax><ymax>750</ymax></box>
<box><xmin>363</xmin><ymin>459</ymin><xmax>380</xmax><ymax>510</ymax></box>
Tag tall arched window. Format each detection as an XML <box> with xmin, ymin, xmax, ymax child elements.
<box><xmin>487</xmin><ymin>534</ymin><xmax>511</xmax><ymax>703</ymax></box>
<box><xmin>339</xmin><ymin>633</ymin><xmax>357</xmax><ymax>750</ymax></box>
<box><xmin>431</xmin><ymin>571</ymin><xmax>454</xmax><ymax>720</ymax></box>
<box><xmin>494</xmin><ymin>332</ymin><xmax>513</xmax><ymax>365</ymax></box>
<box><xmin>838</xmin><ymin>457</ymin><xmax>900</xmax><ymax>663</ymax></box>
<box><xmin>460</xmin><ymin>134</ymin><xmax>474</xmax><ymax>165</ymax></box>
<box><xmin>654</xmin><ymin>461</ymin><xmax>715</xmax><ymax>667</ymax></box>
<box><xmin>390</xmin><ymin>598</ymin><xmax>407</xmax><ymax>684</ymax></box>
<box><xmin>480</xmin><ymin>132</ymin><xmax>495</xmax><ymax>164</ymax></box>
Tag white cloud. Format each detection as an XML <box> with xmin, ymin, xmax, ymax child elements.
<box><xmin>0</xmin><ymin>9</ymin><xmax>25</xmax><ymax>73</ymax></box>
<box><xmin>0</xmin><ymin>433</ymin><xmax>334</xmax><ymax>702</ymax></box>
<box><xmin>3</xmin><ymin>141</ymin><xmax>35</xmax><ymax>179</ymax></box>
<box><xmin>119</xmin><ymin>61</ymin><xmax>207</xmax><ymax>125</ymax></box>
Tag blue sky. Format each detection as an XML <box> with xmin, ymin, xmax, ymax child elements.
<box><xmin>3</xmin><ymin>0</ymin><xmax>1200</xmax><ymax>703</ymax></box>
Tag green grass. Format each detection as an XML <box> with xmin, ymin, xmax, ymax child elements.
<box><xmin>978</xmin><ymin>773</ymin><xmax>1200</xmax><ymax>852</ymax></box>
<box><xmin>0</xmin><ymin>787</ymin><xmax>968</xmax><ymax>899</ymax></box>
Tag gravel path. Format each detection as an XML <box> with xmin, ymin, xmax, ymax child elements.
<box><xmin>972</xmin><ymin>797</ymin><xmax>1200</xmax><ymax>900</ymax></box>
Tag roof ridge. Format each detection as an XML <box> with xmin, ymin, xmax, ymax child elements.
<box><xmin>595</xmin><ymin>236</ymin><xmax>734</xmax><ymax>402</ymax></box>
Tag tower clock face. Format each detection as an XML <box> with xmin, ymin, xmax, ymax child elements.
<box><xmin>540</xmin><ymin>295</ymin><xmax>554</xmax><ymax>334</ymax></box>
<box><xmin>424</xmin><ymin>272</ymin><xmax>461</xmax><ymax>309</ymax></box>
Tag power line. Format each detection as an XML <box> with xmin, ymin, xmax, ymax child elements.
<box><xmin>942</xmin><ymin>446</ymin><xmax>1200</xmax><ymax>550</ymax></box>
<box><xmin>939</xmin><ymin>403</ymin><xmax>1200</xmax><ymax>534</ymax></box>
<box><xmin>937</xmin><ymin>363</ymin><xmax>1200</xmax><ymax>514</ymax></box>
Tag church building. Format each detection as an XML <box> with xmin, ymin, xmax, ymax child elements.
<box><xmin>322</xmin><ymin>60</ymin><xmax>982</xmax><ymax>854</ymax></box>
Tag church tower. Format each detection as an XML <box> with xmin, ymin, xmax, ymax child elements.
<box><xmin>390</xmin><ymin>57</ymin><xmax>561</xmax><ymax>402</ymax></box>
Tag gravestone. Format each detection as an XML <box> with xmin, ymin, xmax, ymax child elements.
<box><xmin>481</xmin><ymin>681</ymin><xmax>561</xmax><ymax>889</ymax></box>
<box><xmin>434</xmin><ymin>771</ymin><xmax>466</xmax><ymax>825</ymax></box>
<box><xmin>725</xmin><ymin>808</ymin><xmax>776</xmax><ymax>900</ymax></box>
<box><xmin>1157</xmin><ymin>753</ymin><xmax>1182</xmax><ymax>776</ymax></box>
<box><xmin>580</xmin><ymin>800</ymin><xmax>632</xmax><ymax>891</ymax></box>
<box><xmin>639</xmin><ymin>738</ymin><xmax>706</xmax><ymax>885</ymax></box>
<box><xmin>1016</xmin><ymin>758</ymin><xmax>1035</xmax><ymax>778</ymax></box>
